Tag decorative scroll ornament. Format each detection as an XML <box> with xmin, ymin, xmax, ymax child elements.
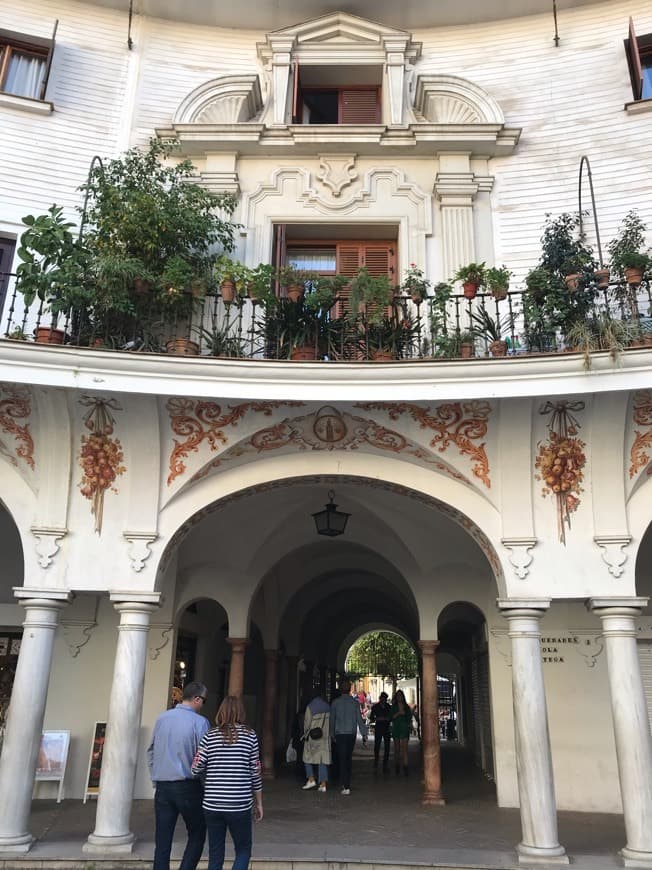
<box><xmin>31</xmin><ymin>526</ymin><xmax>67</xmax><ymax>569</ymax></box>
<box><xmin>594</xmin><ymin>535</ymin><xmax>631</xmax><ymax>579</ymax></box>
<box><xmin>502</xmin><ymin>537</ymin><xmax>537</xmax><ymax>580</ymax></box>
<box><xmin>0</xmin><ymin>384</ymin><xmax>35</xmax><ymax>470</ymax></box>
<box><xmin>124</xmin><ymin>531</ymin><xmax>158</xmax><ymax>573</ymax></box>
<box><xmin>149</xmin><ymin>625</ymin><xmax>173</xmax><ymax>661</ymax></box>
<box><xmin>78</xmin><ymin>397</ymin><xmax>126</xmax><ymax>534</ymax></box>
<box><xmin>61</xmin><ymin>621</ymin><xmax>97</xmax><ymax>658</ymax></box>
<box><xmin>317</xmin><ymin>155</ymin><xmax>358</xmax><ymax>197</ymax></box>
<box><xmin>355</xmin><ymin>401</ymin><xmax>492</xmax><ymax>487</ymax></box>
<box><xmin>535</xmin><ymin>401</ymin><xmax>586</xmax><ymax>545</ymax></box>
<box><xmin>573</xmin><ymin>633</ymin><xmax>605</xmax><ymax>668</ymax></box>
<box><xmin>629</xmin><ymin>390</ymin><xmax>652</xmax><ymax>478</ymax></box>
<box><xmin>191</xmin><ymin>405</ymin><xmax>472</xmax><ymax>486</ymax></box>
<box><xmin>166</xmin><ymin>399</ymin><xmax>304</xmax><ymax>485</ymax></box>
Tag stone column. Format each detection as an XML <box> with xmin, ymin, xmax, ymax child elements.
<box><xmin>498</xmin><ymin>599</ymin><xmax>568</xmax><ymax>865</ymax></box>
<box><xmin>85</xmin><ymin>594</ymin><xmax>158</xmax><ymax>854</ymax></box>
<box><xmin>286</xmin><ymin>655</ymin><xmax>299</xmax><ymax>733</ymax></box>
<box><xmin>418</xmin><ymin>640</ymin><xmax>445</xmax><ymax>805</ymax></box>
<box><xmin>262</xmin><ymin>649</ymin><xmax>279</xmax><ymax>779</ymax></box>
<box><xmin>227</xmin><ymin>637</ymin><xmax>248</xmax><ymax>697</ymax></box>
<box><xmin>0</xmin><ymin>590</ymin><xmax>71</xmax><ymax>851</ymax></box>
<box><xmin>588</xmin><ymin>598</ymin><xmax>652</xmax><ymax>867</ymax></box>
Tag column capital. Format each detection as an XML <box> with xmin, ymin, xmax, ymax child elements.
<box><xmin>497</xmin><ymin>598</ymin><xmax>551</xmax><ymax>616</ymax></box>
<box><xmin>109</xmin><ymin>591</ymin><xmax>161</xmax><ymax>606</ymax></box>
<box><xmin>587</xmin><ymin>597</ymin><xmax>648</xmax><ymax>615</ymax></box>
<box><xmin>418</xmin><ymin>639</ymin><xmax>440</xmax><ymax>655</ymax></box>
<box><xmin>13</xmin><ymin>587</ymin><xmax>73</xmax><ymax>607</ymax></box>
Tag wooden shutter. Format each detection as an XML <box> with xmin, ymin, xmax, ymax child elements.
<box><xmin>272</xmin><ymin>224</ymin><xmax>287</xmax><ymax>298</ymax></box>
<box><xmin>339</xmin><ymin>88</ymin><xmax>380</xmax><ymax>124</ymax></box>
<box><xmin>39</xmin><ymin>19</ymin><xmax>58</xmax><ymax>101</ymax></box>
<box><xmin>626</xmin><ymin>17</ymin><xmax>644</xmax><ymax>101</ymax></box>
<box><xmin>335</xmin><ymin>244</ymin><xmax>363</xmax><ymax>317</ymax></box>
<box><xmin>291</xmin><ymin>58</ymin><xmax>301</xmax><ymax>123</ymax></box>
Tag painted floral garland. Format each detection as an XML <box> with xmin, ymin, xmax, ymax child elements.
<box><xmin>79</xmin><ymin>397</ymin><xmax>125</xmax><ymax>533</ymax></box>
<box><xmin>629</xmin><ymin>390</ymin><xmax>652</xmax><ymax>478</ymax></box>
<box><xmin>0</xmin><ymin>385</ymin><xmax>35</xmax><ymax>470</ymax></box>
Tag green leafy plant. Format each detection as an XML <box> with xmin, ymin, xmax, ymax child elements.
<box><xmin>471</xmin><ymin>308</ymin><xmax>511</xmax><ymax>342</ymax></box>
<box><xmin>362</xmin><ymin>310</ymin><xmax>416</xmax><ymax>359</ymax></box>
<box><xmin>401</xmin><ymin>263</ymin><xmax>430</xmax><ymax>301</ymax></box>
<box><xmin>539</xmin><ymin>212</ymin><xmax>595</xmax><ymax>278</ymax></box>
<box><xmin>349</xmin><ymin>267</ymin><xmax>394</xmax><ymax>324</ymax></box>
<box><xmin>566</xmin><ymin>313</ymin><xmax>638</xmax><ymax>370</ymax></box>
<box><xmin>247</xmin><ymin>263</ymin><xmax>276</xmax><ymax>300</ymax></box>
<box><xmin>485</xmin><ymin>265</ymin><xmax>511</xmax><ymax>298</ymax></box>
<box><xmin>195</xmin><ymin>322</ymin><xmax>246</xmax><ymax>357</ymax></box>
<box><xmin>607</xmin><ymin>211</ymin><xmax>652</xmax><ymax>278</ymax></box>
<box><xmin>453</xmin><ymin>262</ymin><xmax>486</xmax><ymax>286</ymax></box>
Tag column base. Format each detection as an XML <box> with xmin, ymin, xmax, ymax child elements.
<box><xmin>0</xmin><ymin>833</ymin><xmax>34</xmax><ymax>853</ymax></box>
<box><xmin>517</xmin><ymin>843</ymin><xmax>569</xmax><ymax>865</ymax></box>
<box><xmin>83</xmin><ymin>831</ymin><xmax>135</xmax><ymax>854</ymax></box>
<box><xmin>422</xmin><ymin>791</ymin><xmax>446</xmax><ymax>806</ymax></box>
<box><xmin>621</xmin><ymin>847</ymin><xmax>652</xmax><ymax>868</ymax></box>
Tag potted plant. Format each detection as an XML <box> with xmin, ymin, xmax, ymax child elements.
<box><xmin>363</xmin><ymin>311</ymin><xmax>416</xmax><ymax>360</ymax></box>
<box><xmin>349</xmin><ymin>267</ymin><xmax>393</xmax><ymax>318</ymax></box>
<box><xmin>537</xmin><ymin>212</ymin><xmax>595</xmax><ymax>292</ymax></box>
<box><xmin>471</xmin><ymin>308</ymin><xmax>512</xmax><ymax>357</ymax></box>
<box><xmin>453</xmin><ymin>262</ymin><xmax>486</xmax><ymax>299</ymax></box>
<box><xmin>15</xmin><ymin>205</ymin><xmax>89</xmax><ymax>343</ymax></box>
<box><xmin>278</xmin><ymin>265</ymin><xmax>314</xmax><ymax>303</ymax></box>
<box><xmin>485</xmin><ymin>265</ymin><xmax>511</xmax><ymax>300</ymax></box>
<box><xmin>214</xmin><ymin>255</ymin><xmax>246</xmax><ymax>303</ymax></box>
<box><xmin>247</xmin><ymin>263</ymin><xmax>276</xmax><ymax>301</ymax></box>
<box><xmin>195</xmin><ymin>322</ymin><xmax>246</xmax><ymax>358</ymax></box>
<box><xmin>525</xmin><ymin>267</ymin><xmax>553</xmax><ymax>301</ymax></box>
<box><xmin>607</xmin><ymin>211</ymin><xmax>652</xmax><ymax>287</ymax></box>
<box><xmin>458</xmin><ymin>330</ymin><xmax>475</xmax><ymax>359</ymax></box>
<box><xmin>428</xmin><ymin>282</ymin><xmax>453</xmax><ymax>355</ymax></box>
<box><xmin>566</xmin><ymin>314</ymin><xmax>638</xmax><ymax>370</ymax></box>
<box><xmin>401</xmin><ymin>263</ymin><xmax>430</xmax><ymax>303</ymax></box>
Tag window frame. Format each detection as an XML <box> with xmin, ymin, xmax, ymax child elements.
<box><xmin>0</xmin><ymin>22</ymin><xmax>57</xmax><ymax>103</ymax></box>
<box><xmin>625</xmin><ymin>16</ymin><xmax>652</xmax><ymax>103</ymax></box>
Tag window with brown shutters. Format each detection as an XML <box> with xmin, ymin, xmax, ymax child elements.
<box><xmin>340</xmin><ymin>89</ymin><xmax>380</xmax><ymax>124</ymax></box>
<box><xmin>625</xmin><ymin>17</ymin><xmax>652</xmax><ymax>102</ymax></box>
<box><xmin>298</xmin><ymin>86</ymin><xmax>381</xmax><ymax>124</ymax></box>
<box><xmin>334</xmin><ymin>241</ymin><xmax>395</xmax><ymax>317</ymax></box>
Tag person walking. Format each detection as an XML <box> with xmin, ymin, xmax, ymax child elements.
<box><xmin>148</xmin><ymin>680</ymin><xmax>210</xmax><ymax>870</ymax></box>
<box><xmin>330</xmin><ymin>679</ymin><xmax>367</xmax><ymax>795</ymax></box>
<box><xmin>301</xmin><ymin>691</ymin><xmax>331</xmax><ymax>792</ymax></box>
<box><xmin>369</xmin><ymin>691</ymin><xmax>392</xmax><ymax>771</ymax></box>
<box><xmin>191</xmin><ymin>695</ymin><xmax>263</xmax><ymax>870</ymax></box>
<box><xmin>391</xmin><ymin>689</ymin><xmax>414</xmax><ymax>776</ymax></box>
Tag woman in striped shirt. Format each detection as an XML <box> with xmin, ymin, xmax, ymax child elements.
<box><xmin>191</xmin><ymin>696</ymin><xmax>263</xmax><ymax>870</ymax></box>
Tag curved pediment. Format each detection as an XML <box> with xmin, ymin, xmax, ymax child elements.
<box><xmin>174</xmin><ymin>75</ymin><xmax>263</xmax><ymax>125</ymax></box>
<box><xmin>414</xmin><ymin>74</ymin><xmax>505</xmax><ymax>125</ymax></box>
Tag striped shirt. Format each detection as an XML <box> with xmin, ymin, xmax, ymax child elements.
<box><xmin>191</xmin><ymin>724</ymin><xmax>262</xmax><ymax>812</ymax></box>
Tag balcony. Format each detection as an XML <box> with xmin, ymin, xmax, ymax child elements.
<box><xmin>2</xmin><ymin>277</ymin><xmax>651</xmax><ymax>403</ymax></box>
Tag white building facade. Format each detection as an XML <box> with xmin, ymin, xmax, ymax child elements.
<box><xmin>0</xmin><ymin>0</ymin><xmax>652</xmax><ymax>866</ymax></box>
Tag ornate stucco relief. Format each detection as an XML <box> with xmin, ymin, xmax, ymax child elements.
<box><xmin>61</xmin><ymin>621</ymin><xmax>97</xmax><ymax>658</ymax></box>
<box><xmin>166</xmin><ymin>399</ymin><xmax>304</xmax><ymax>485</ymax></box>
<box><xmin>535</xmin><ymin>401</ymin><xmax>586</xmax><ymax>545</ymax></box>
<box><xmin>316</xmin><ymin>154</ymin><xmax>358</xmax><ymax>197</ymax></box>
<box><xmin>501</xmin><ymin>537</ymin><xmax>537</xmax><ymax>580</ymax></box>
<box><xmin>124</xmin><ymin>531</ymin><xmax>158</xmax><ymax>573</ymax></box>
<box><xmin>187</xmin><ymin>405</ymin><xmax>475</xmax><ymax>488</ymax></box>
<box><xmin>629</xmin><ymin>389</ymin><xmax>652</xmax><ymax>479</ymax></box>
<box><xmin>0</xmin><ymin>384</ymin><xmax>35</xmax><ymax>471</ymax></box>
<box><xmin>78</xmin><ymin>397</ymin><xmax>126</xmax><ymax>534</ymax></box>
<box><xmin>149</xmin><ymin>625</ymin><xmax>173</xmax><ymax>661</ymax></box>
<box><xmin>31</xmin><ymin>526</ymin><xmax>67</xmax><ymax>569</ymax></box>
<box><xmin>355</xmin><ymin>401</ymin><xmax>492</xmax><ymax>488</ymax></box>
<box><xmin>594</xmin><ymin>535</ymin><xmax>632</xmax><ymax>579</ymax></box>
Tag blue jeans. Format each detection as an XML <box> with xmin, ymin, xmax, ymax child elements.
<box><xmin>204</xmin><ymin>808</ymin><xmax>253</xmax><ymax>870</ymax></box>
<box><xmin>154</xmin><ymin>779</ymin><xmax>205</xmax><ymax>870</ymax></box>
<box><xmin>304</xmin><ymin>762</ymin><xmax>328</xmax><ymax>782</ymax></box>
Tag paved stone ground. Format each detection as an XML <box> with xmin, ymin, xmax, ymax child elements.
<box><xmin>1</xmin><ymin>743</ymin><xmax>628</xmax><ymax>869</ymax></box>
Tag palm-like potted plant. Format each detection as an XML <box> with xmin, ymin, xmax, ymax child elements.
<box><xmin>195</xmin><ymin>321</ymin><xmax>246</xmax><ymax>357</ymax></box>
<box><xmin>453</xmin><ymin>262</ymin><xmax>486</xmax><ymax>299</ymax></box>
<box><xmin>362</xmin><ymin>310</ymin><xmax>416</xmax><ymax>360</ymax></box>
<box><xmin>485</xmin><ymin>265</ymin><xmax>511</xmax><ymax>300</ymax></box>
<box><xmin>471</xmin><ymin>308</ymin><xmax>512</xmax><ymax>357</ymax></box>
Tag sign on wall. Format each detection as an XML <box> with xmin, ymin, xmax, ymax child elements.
<box><xmin>83</xmin><ymin>722</ymin><xmax>106</xmax><ymax>803</ymax></box>
<box><xmin>35</xmin><ymin>730</ymin><xmax>70</xmax><ymax>803</ymax></box>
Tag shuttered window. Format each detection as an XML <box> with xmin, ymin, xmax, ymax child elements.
<box><xmin>340</xmin><ymin>88</ymin><xmax>381</xmax><ymax>124</ymax></box>
<box><xmin>0</xmin><ymin>22</ymin><xmax>57</xmax><ymax>101</ymax></box>
<box><xmin>298</xmin><ymin>86</ymin><xmax>381</xmax><ymax>124</ymax></box>
<box><xmin>335</xmin><ymin>241</ymin><xmax>395</xmax><ymax>317</ymax></box>
<box><xmin>625</xmin><ymin>17</ymin><xmax>652</xmax><ymax>101</ymax></box>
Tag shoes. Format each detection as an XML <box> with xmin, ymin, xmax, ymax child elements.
<box><xmin>318</xmin><ymin>783</ymin><xmax>327</xmax><ymax>792</ymax></box>
<box><xmin>302</xmin><ymin>779</ymin><xmax>317</xmax><ymax>790</ymax></box>
<box><xmin>341</xmin><ymin>787</ymin><xmax>351</xmax><ymax>795</ymax></box>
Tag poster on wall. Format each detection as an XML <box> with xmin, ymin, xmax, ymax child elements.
<box><xmin>35</xmin><ymin>730</ymin><xmax>70</xmax><ymax>803</ymax></box>
<box><xmin>83</xmin><ymin>722</ymin><xmax>106</xmax><ymax>803</ymax></box>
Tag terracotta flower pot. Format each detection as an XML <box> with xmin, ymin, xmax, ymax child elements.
<box><xmin>489</xmin><ymin>339</ymin><xmax>508</xmax><ymax>357</ymax></box>
<box><xmin>165</xmin><ymin>338</ymin><xmax>200</xmax><ymax>356</ymax></box>
<box><xmin>286</xmin><ymin>284</ymin><xmax>304</xmax><ymax>303</ymax></box>
<box><xmin>371</xmin><ymin>349</ymin><xmax>394</xmax><ymax>361</ymax></box>
<box><xmin>462</xmin><ymin>282</ymin><xmax>479</xmax><ymax>300</ymax></box>
<box><xmin>35</xmin><ymin>326</ymin><xmax>65</xmax><ymax>345</ymax></box>
<box><xmin>290</xmin><ymin>345</ymin><xmax>318</xmax><ymax>361</ymax></box>
<box><xmin>491</xmin><ymin>287</ymin><xmax>508</xmax><ymax>301</ymax></box>
<box><xmin>220</xmin><ymin>279</ymin><xmax>237</xmax><ymax>302</ymax></box>
<box><xmin>624</xmin><ymin>266</ymin><xmax>644</xmax><ymax>286</ymax></box>
<box><xmin>564</xmin><ymin>273</ymin><xmax>582</xmax><ymax>292</ymax></box>
<box><xmin>460</xmin><ymin>342</ymin><xmax>474</xmax><ymax>359</ymax></box>
<box><xmin>594</xmin><ymin>268</ymin><xmax>610</xmax><ymax>290</ymax></box>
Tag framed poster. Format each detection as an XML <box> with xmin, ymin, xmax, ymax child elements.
<box><xmin>83</xmin><ymin>721</ymin><xmax>106</xmax><ymax>803</ymax></box>
<box><xmin>35</xmin><ymin>730</ymin><xmax>70</xmax><ymax>803</ymax></box>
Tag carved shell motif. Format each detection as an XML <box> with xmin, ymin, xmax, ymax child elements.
<box><xmin>423</xmin><ymin>95</ymin><xmax>481</xmax><ymax>124</ymax></box>
<box><xmin>195</xmin><ymin>95</ymin><xmax>253</xmax><ymax>124</ymax></box>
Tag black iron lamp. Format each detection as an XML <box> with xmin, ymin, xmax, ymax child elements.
<box><xmin>312</xmin><ymin>490</ymin><xmax>350</xmax><ymax>537</ymax></box>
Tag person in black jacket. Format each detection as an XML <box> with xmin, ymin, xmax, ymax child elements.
<box><xmin>369</xmin><ymin>692</ymin><xmax>392</xmax><ymax>771</ymax></box>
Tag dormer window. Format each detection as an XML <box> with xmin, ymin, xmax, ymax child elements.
<box><xmin>293</xmin><ymin>64</ymin><xmax>382</xmax><ymax>124</ymax></box>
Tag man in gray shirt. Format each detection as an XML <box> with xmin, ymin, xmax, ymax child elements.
<box><xmin>148</xmin><ymin>681</ymin><xmax>210</xmax><ymax>870</ymax></box>
<box><xmin>330</xmin><ymin>679</ymin><xmax>368</xmax><ymax>795</ymax></box>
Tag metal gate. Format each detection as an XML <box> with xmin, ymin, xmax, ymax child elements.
<box><xmin>470</xmin><ymin>650</ymin><xmax>494</xmax><ymax>780</ymax></box>
<box><xmin>638</xmin><ymin>641</ymin><xmax>652</xmax><ymax>730</ymax></box>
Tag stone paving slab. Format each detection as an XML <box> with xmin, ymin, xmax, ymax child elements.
<box><xmin>0</xmin><ymin>746</ymin><xmax>628</xmax><ymax>869</ymax></box>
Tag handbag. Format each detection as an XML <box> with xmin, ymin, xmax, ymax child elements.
<box><xmin>308</xmin><ymin>726</ymin><xmax>323</xmax><ymax>740</ymax></box>
<box><xmin>286</xmin><ymin>740</ymin><xmax>297</xmax><ymax>763</ymax></box>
